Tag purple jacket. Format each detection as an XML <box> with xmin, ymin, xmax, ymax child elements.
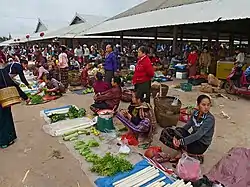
<box><xmin>104</xmin><ymin>52</ymin><xmax>117</xmax><ymax>72</ymax></box>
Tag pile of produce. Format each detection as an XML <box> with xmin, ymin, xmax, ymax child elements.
<box><xmin>62</xmin><ymin>127</ymin><xmax>100</xmax><ymax>141</ymax></box>
<box><xmin>82</xmin><ymin>87</ymin><xmax>94</xmax><ymax>94</ymax></box>
<box><xmin>123</xmin><ymin>71</ymin><xmax>134</xmax><ymax>83</ymax></box>
<box><xmin>49</xmin><ymin>106</ymin><xmax>86</xmax><ymax>123</ymax></box>
<box><xmin>73</xmin><ymin>140</ymin><xmax>133</xmax><ymax>176</ymax></box>
<box><xmin>28</xmin><ymin>94</ymin><xmax>43</xmax><ymax>104</ymax></box>
<box><xmin>90</xmin><ymin>152</ymin><xmax>133</xmax><ymax>176</ymax></box>
<box><xmin>68</xmin><ymin>106</ymin><xmax>86</xmax><ymax>119</ymax></box>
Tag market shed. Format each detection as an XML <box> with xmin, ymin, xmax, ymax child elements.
<box><xmin>69</xmin><ymin>13</ymin><xmax>107</xmax><ymax>26</ymax></box>
<box><xmin>34</xmin><ymin>18</ymin><xmax>69</xmax><ymax>33</ymax></box>
<box><xmin>80</xmin><ymin>0</ymin><xmax>250</xmax><ymax>52</ymax></box>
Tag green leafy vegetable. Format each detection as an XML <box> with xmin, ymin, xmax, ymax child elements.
<box><xmin>49</xmin><ymin>113</ymin><xmax>67</xmax><ymax>123</ymax></box>
<box><xmin>86</xmin><ymin>139</ymin><xmax>99</xmax><ymax>147</ymax></box>
<box><xmin>67</xmin><ymin>106</ymin><xmax>86</xmax><ymax>119</ymax></box>
<box><xmin>48</xmin><ymin>106</ymin><xmax>86</xmax><ymax>123</ymax></box>
<box><xmin>90</xmin><ymin>152</ymin><xmax>133</xmax><ymax>176</ymax></box>
<box><xmin>29</xmin><ymin>95</ymin><xmax>43</xmax><ymax>104</ymax></box>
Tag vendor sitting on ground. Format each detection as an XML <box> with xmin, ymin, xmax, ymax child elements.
<box><xmin>116</xmin><ymin>92</ymin><xmax>157</xmax><ymax>145</ymax></box>
<box><xmin>93</xmin><ymin>72</ymin><xmax>109</xmax><ymax>94</ymax></box>
<box><xmin>163</xmin><ymin>94</ymin><xmax>215</xmax><ymax>163</ymax></box>
<box><xmin>90</xmin><ymin>76</ymin><xmax>122</xmax><ymax>113</ymax></box>
<box><xmin>44</xmin><ymin>75</ymin><xmax>65</xmax><ymax>95</ymax></box>
<box><xmin>69</xmin><ymin>57</ymin><xmax>80</xmax><ymax>70</ymax></box>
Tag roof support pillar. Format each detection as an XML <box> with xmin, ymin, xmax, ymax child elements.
<box><xmin>180</xmin><ymin>27</ymin><xmax>183</xmax><ymax>53</ymax></box>
<box><xmin>172</xmin><ymin>25</ymin><xmax>178</xmax><ymax>55</ymax></box>
<box><xmin>120</xmin><ymin>31</ymin><xmax>124</xmax><ymax>50</ymax></box>
<box><xmin>208</xmin><ymin>34</ymin><xmax>212</xmax><ymax>49</ymax></box>
<box><xmin>229</xmin><ymin>33</ymin><xmax>234</xmax><ymax>55</ymax></box>
<box><xmin>216</xmin><ymin>31</ymin><xmax>219</xmax><ymax>42</ymax></box>
<box><xmin>200</xmin><ymin>34</ymin><xmax>203</xmax><ymax>49</ymax></box>
<box><xmin>154</xmin><ymin>28</ymin><xmax>158</xmax><ymax>49</ymax></box>
<box><xmin>248</xmin><ymin>36</ymin><xmax>250</xmax><ymax>53</ymax></box>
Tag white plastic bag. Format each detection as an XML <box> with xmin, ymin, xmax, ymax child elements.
<box><xmin>119</xmin><ymin>144</ymin><xmax>131</xmax><ymax>154</ymax></box>
<box><xmin>176</xmin><ymin>153</ymin><xmax>201</xmax><ymax>181</ymax></box>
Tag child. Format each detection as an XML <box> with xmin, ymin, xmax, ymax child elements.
<box><xmin>45</xmin><ymin>75</ymin><xmax>65</xmax><ymax>95</ymax></box>
<box><xmin>93</xmin><ymin>72</ymin><xmax>109</xmax><ymax>94</ymax></box>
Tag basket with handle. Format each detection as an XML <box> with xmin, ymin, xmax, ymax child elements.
<box><xmin>0</xmin><ymin>71</ymin><xmax>21</xmax><ymax>107</ymax></box>
<box><xmin>154</xmin><ymin>96</ymin><xmax>182</xmax><ymax>127</ymax></box>
<box><xmin>151</xmin><ymin>83</ymin><xmax>169</xmax><ymax>98</ymax></box>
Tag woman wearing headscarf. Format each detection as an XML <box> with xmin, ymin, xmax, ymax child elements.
<box><xmin>58</xmin><ymin>45</ymin><xmax>69</xmax><ymax>88</ymax></box>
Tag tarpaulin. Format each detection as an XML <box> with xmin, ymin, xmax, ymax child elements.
<box><xmin>95</xmin><ymin>159</ymin><xmax>173</xmax><ymax>187</ymax></box>
<box><xmin>207</xmin><ymin>147</ymin><xmax>250</xmax><ymax>187</ymax></box>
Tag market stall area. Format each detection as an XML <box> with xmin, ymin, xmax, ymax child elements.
<box><xmin>32</xmin><ymin>78</ymin><xmax>250</xmax><ymax>187</ymax></box>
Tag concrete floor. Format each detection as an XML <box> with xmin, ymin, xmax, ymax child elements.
<box><xmin>1</xmin><ymin>80</ymin><xmax>250</xmax><ymax>186</ymax></box>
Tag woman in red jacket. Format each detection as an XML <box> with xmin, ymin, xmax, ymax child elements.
<box><xmin>132</xmin><ymin>46</ymin><xmax>154</xmax><ymax>103</ymax></box>
<box><xmin>188</xmin><ymin>47</ymin><xmax>198</xmax><ymax>77</ymax></box>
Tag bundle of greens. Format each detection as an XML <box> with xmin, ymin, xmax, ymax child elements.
<box><xmin>74</xmin><ymin>140</ymin><xmax>100</xmax><ymax>161</ymax></box>
<box><xmin>82</xmin><ymin>87</ymin><xmax>94</xmax><ymax>95</ymax></box>
<box><xmin>50</xmin><ymin>113</ymin><xmax>67</xmax><ymax>123</ymax></box>
<box><xmin>90</xmin><ymin>152</ymin><xmax>133</xmax><ymax>176</ymax></box>
<box><xmin>74</xmin><ymin>140</ymin><xmax>133</xmax><ymax>176</ymax></box>
<box><xmin>29</xmin><ymin>95</ymin><xmax>43</xmax><ymax>104</ymax></box>
<box><xmin>49</xmin><ymin>106</ymin><xmax>86</xmax><ymax>123</ymax></box>
<box><xmin>67</xmin><ymin>106</ymin><xmax>86</xmax><ymax>119</ymax></box>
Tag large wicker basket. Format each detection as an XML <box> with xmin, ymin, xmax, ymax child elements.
<box><xmin>154</xmin><ymin>96</ymin><xmax>182</xmax><ymax>127</ymax></box>
<box><xmin>68</xmin><ymin>70</ymin><xmax>81</xmax><ymax>86</ymax></box>
<box><xmin>151</xmin><ymin>84</ymin><xmax>169</xmax><ymax>98</ymax></box>
<box><xmin>0</xmin><ymin>86</ymin><xmax>21</xmax><ymax>107</ymax></box>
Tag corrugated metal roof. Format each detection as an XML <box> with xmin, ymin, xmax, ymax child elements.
<box><xmin>34</xmin><ymin>18</ymin><xmax>69</xmax><ymax>33</ymax></box>
<box><xmin>26</xmin><ymin>16</ymin><xmax>106</xmax><ymax>41</ymax></box>
<box><xmin>108</xmin><ymin>0</ymin><xmax>210</xmax><ymax>20</ymax></box>
<box><xmin>81</xmin><ymin>0</ymin><xmax>250</xmax><ymax>36</ymax></box>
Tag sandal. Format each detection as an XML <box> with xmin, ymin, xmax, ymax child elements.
<box><xmin>169</xmin><ymin>158</ymin><xmax>180</xmax><ymax>163</ymax></box>
<box><xmin>152</xmin><ymin>152</ymin><xmax>171</xmax><ymax>163</ymax></box>
<box><xmin>0</xmin><ymin>141</ymin><xmax>15</xmax><ymax>149</ymax></box>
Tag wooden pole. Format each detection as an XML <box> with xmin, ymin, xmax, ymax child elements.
<box><xmin>229</xmin><ymin>33</ymin><xmax>234</xmax><ymax>55</ymax></box>
<box><xmin>172</xmin><ymin>26</ymin><xmax>178</xmax><ymax>55</ymax></box>
<box><xmin>154</xmin><ymin>28</ymin><xmax>158</xmax><ymax>49</ymax></box>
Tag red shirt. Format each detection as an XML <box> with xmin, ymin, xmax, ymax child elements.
<box><xmin>188</xmin><ymin>52</ymin><xmax>198</xmax><ymax>65</ymax></box>
<box><xmin>132</xmin><ymin>55</ymin><xmax>154</xmax><ymax>85</ymax></box>
<box><xmin>93</xmin><ymin>80</ymin><xmax>109</xmax><ymax>94</ymax></box>
<box><xmin>151</xmin><ymin>56</ymin><xmax>160</xmax><ymax>64</ymax></box>
<box><xmin>81</xmin><ymin>67</ymin><xmax>89</xmax><ymax>86</ymax></box>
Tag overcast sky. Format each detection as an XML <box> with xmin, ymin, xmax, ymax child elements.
<box><xmin>0</xmin><ymin>0</ymin><xmax>145</xmax><ymax>37</ymax></box>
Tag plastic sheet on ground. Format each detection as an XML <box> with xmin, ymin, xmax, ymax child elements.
<box><xmin>206</xmin><ymin>147</ymin><xmax>250</xmax><ymax>187</ymax></box>
<box><xmin>41</xmin><ymin>105</ymin><xmax>95</xmax><ymax>136</ymax></box>
<box><xmin>43</xmin><ymin>117</ymin><xmax>96</xmax><ymax>136</ymax></box>
<box><xmin>61</xmin><ymin>133</ymin><xmax>143</xmax><ymax>186</ymax></box>
<box><xmin>95</xmin><ymin>159</ymin><xmax>173</xmax><ymax>187</ymax></box>
<box><xmin>40</xmin><ymin>105</ymin><xmax>78</xmax><ymax>124</ymax></box>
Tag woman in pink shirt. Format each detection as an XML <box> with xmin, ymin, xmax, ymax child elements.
<box><xmin>58</xmin><ymin>45</ymin><xmax>69</xmax><ymax>88</ymax></box>
<box><xmin>36</xmin><ymin>63</ymin><xmax>49</xmax><ymax>81</ymax></box>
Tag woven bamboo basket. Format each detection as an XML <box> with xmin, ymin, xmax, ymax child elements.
<box><xmin>0</xmin><ymin>86</ymin><xmax>21</xmax><ymax>107</ymax></box>
<box><xmin>68</xmin><ymin>70</ymin><xmax>81</xmax><ymax>86</ymax></box>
